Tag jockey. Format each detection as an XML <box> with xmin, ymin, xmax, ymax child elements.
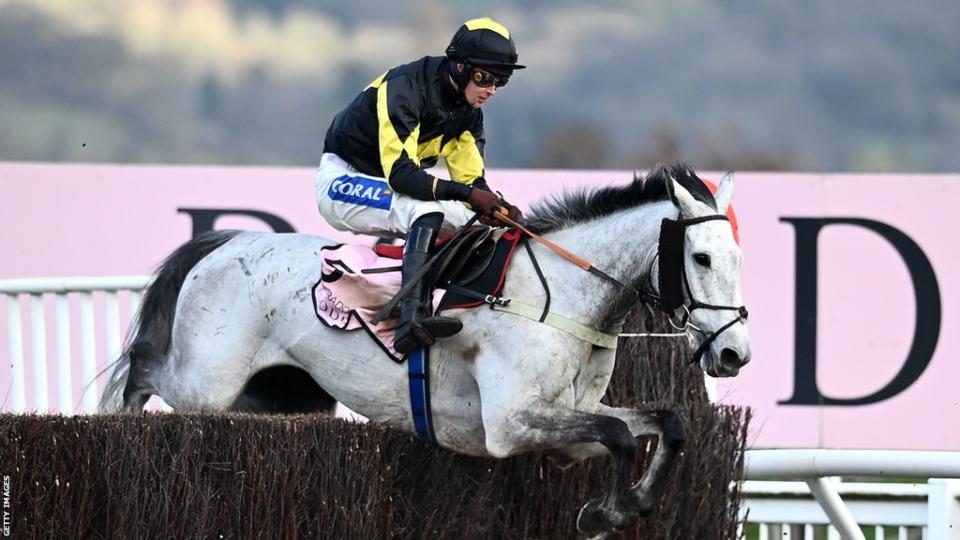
<box><xmin>316</xmin><ymin>17</ymin><xmax>525</xmax><ymax>354</ymax></box>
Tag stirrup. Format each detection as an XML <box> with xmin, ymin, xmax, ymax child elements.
<box><xmin>393</xmin><ymin>328</ymin><xmax>425</xmax><ymax>355</ymax></box>
<box><xmin>393</xmin><ymin>303</ymin><xmax>431</xmax><ymax>354</ymax></box>
<box><xmin>418</xmin><ymin>315</ymin><xmax>463</xmax><ymax>339</ymax></box>
<box><xmin>393</xmin><ymin>315</ymin><xmax>462</xmax><ymax>354</ymax></box>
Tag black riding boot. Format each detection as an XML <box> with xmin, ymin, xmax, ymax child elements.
<box><xmin>393</xmin><ymin>215</ymin><xmax>463</xmax><ymax>354</ymax></box>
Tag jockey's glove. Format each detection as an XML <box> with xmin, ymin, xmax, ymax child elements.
<box><xmin>469</xmin><ymin>187</ymin><xmax>503</xmax><ymax>216</ymax></box>
<box><xmin>470</xmin><ymin>189</ymin><xmax>523</xmax><ymax>227</ymax></box>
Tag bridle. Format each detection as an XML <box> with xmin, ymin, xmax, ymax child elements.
<box><xmin>495</xmin><ymin>210</ymin><xmax>748</xmax><ymax>364</ymax></box>
<box><xmin>644</xmin><ymin>213</ymin><xmax>749</xmax><ymax>364</ymax></box>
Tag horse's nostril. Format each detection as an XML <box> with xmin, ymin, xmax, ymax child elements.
<box><xmin>720</xmin><ymin>348</ymin><xmax>742</xmax><ymax>368</ymax></box>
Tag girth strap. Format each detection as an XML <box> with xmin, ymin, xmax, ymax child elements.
<box><xmin>407</xmin><ymin>347</ymin><xmax>437</xmax><ymax>444</ymax></box>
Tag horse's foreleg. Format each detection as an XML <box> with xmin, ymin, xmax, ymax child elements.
<box><xmin>596</xmin><ymin>405</ymin><xmax>687</xmax><ymax>516</ymax></box>
<box><xmin>545</xmin><ymin>405</ymin><xmax>686</xmax><ymax>519</ymax></box>
<box><xmin>482</xmin><ymin>406</ymin><xmax>640</xmax><ymax>536</ymax></box>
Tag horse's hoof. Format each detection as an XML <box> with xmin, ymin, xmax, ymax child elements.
<box><xmin>577</xmin><ymin>498</ymin><xmax>607</xmax><ymax>537</ymax></box>
<box><xmin>577</xmin><ymin>498</ymin><xmax>631</xmax><ymax>537</ymax></box>
<box><xmin>632</xmin><ymin>489</ymin><xmax>657</xmax><ymax>517</ymax></box>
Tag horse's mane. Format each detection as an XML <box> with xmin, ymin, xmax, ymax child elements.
<box><xmin>524</xmin><ymin>163</ymin><xmax>717</xmax><ymax>234</ymax></box>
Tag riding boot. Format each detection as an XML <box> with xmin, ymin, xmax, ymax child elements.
<box><xmin>393</xmin><ymin>216</ymin><xmax>463</xmax><ymax>354</ymax></box>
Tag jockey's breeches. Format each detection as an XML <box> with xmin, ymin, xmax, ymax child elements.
<box><xmin>315</xmin><ymin>153</ymin><xmax>473</xmax><ymax>239</ymax></box>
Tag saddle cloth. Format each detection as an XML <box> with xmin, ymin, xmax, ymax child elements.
<box><xmin>312</xmin><ymin>229</ymin><xmax>524</xmax><ymax>362</ymax></box>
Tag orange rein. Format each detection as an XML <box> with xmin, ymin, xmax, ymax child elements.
<box><xmin>492</xmin><ymin>209</ymin><xmax>593</xmax><ymax>271</ymax></box>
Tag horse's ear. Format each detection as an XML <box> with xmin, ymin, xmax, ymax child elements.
<box><xmin>715</xmin><ymin>172</ymin><xmax>735</xmax><ymax>214</ymax></box>
<box><xmin>667</xmin><ymin>175</ymin><xmax>700</xmax><ymax>215</ymax></box>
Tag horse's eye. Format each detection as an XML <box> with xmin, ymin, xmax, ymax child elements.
<box><xmin>693</xmin><ymin>253</ymin><xmax>711</xmax><ymax>267</ymax></box>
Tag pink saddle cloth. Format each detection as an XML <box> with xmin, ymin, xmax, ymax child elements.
<box><xmin>312</xmin><ymin>244</ymin><xmax>442</xmax><ymax>362</ymax></box>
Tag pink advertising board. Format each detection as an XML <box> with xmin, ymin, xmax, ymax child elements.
<box><xmin>1</xmin><ymin>162</ymin><xmax>957</xmax><ymax>450</ymax></box>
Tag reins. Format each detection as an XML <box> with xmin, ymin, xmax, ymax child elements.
<box><xmin>492</xmin><ymin>211</ymin><xmax>661</xmax><ymax>307</ymax></box>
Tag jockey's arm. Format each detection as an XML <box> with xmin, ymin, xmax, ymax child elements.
<box><xmin>376</xmin><ymin>75</ymin><xmax>474</xmax><ymax>203</ymax></box>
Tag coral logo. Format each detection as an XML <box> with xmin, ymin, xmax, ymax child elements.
<box><xmin>328</xmin><ymin>175</ymin><xmax>393</xmax><ymax>210</ymax></box>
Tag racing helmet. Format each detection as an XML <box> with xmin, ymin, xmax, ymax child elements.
<box><xmin>446</xmin><ymin>17</ymin><xmax>526</xmax><ymax>80</ymax></box>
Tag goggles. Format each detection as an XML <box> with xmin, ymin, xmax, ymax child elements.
<box><xmin>471</xmin><ymin>69</ymin><xmax>509</xmax><ymax>88</ymax></box>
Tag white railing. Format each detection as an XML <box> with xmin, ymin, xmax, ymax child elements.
<box><xmin>742</xmin><ymin>450</ymin><xmax>960</xmax><ymax>539</ymax></box>
<box><xmin>5</xmin><ymin>277</ymin><xmax>960</xmax><ymax>538</ymax></box>
<box><xmin>0</xmin><ymin>276</ymin><xmax>150</xmax><ymax>414</ymax></box>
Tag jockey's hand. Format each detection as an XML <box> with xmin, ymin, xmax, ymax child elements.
<box><xmin>479</xmin><ymin>204</ymin><xmax>522</xmax><ymax>227</ymax></box>
<box><xmin>469</xmin><ymin>187</ymin><xmax>503</xmax><ymax>217</ymax></box>
<box><xmin>470</xmin><ymin>188</ymin><xmax>523</xmax><ymax>227</ymax></box>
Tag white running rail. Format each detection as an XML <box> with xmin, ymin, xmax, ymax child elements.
<box><xmin>742</xmin><ymin>450</ymin><xmax>960</xmax><ymax>539</ymax></box>
<box><xmin>1</xmin><ymin>276</ymin><xmax>150</xmax><ymax>414</ymax></box>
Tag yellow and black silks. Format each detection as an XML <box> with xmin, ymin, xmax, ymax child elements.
<box><xmin>323</xmin><ymin>56</ymin><xmax>488</xmax><ymax>202</ymax></box>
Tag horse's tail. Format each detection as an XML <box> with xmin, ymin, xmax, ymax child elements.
<box><xmin>98</xmin><ymin>230</ymin><xmax>241</xmax><ymax>412</ymax></box>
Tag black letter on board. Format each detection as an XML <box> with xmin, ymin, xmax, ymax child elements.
<box><xmin>779</xmin><ymin>217</ymin><xmax>940</xmax><ymax>406</ymax></box>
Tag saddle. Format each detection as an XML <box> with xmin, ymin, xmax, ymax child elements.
<box><xmin>312</xmin><ymin>227</ymin><xmax>525</xmax><ymax>362</ymax></box>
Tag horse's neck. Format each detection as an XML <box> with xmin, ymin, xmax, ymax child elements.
<box><xmin>533</xmin><ymin>201</ymin><xmax>675</xmax><ymax>329</ymax></box>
